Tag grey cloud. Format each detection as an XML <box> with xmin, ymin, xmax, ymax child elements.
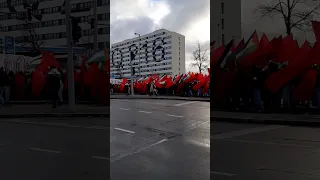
<box><xmin>110</xmin><ymin>17</ymin><xmax>159</xmax><ymax>44</ymax></box>
<box><xmin>160</xmin><ymin>0</ymin><xmax>210</xmax><ymax>33</ymax></box>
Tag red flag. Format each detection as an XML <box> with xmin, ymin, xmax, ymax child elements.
<box><xmin>265</xmin><ymin>45</ymin><xmax>312</xmax><ymax>93</ymax></box>
<box><xmin>165</xmin><ymin>77</ymin><xmax>175</xmax><ymax>88</ymax></box>
<box><xmin>120</xmin><ymin>78</ymin><xmax>128</xmax><ymax>92</ymax></box>
<box><xmin>301</xmin><ymin>40</ymin><xmax>311</xmax><ymax>49</ymax></box>
<box><xmin>202</xmin><ymin>82</ymin><xmax>209</xmax><ymax>94</ymax></box>
<box><xmin>312</xmin><ymin>21</ymin><xmax>320</xmax><ymax>42</ymax></box>
<box><xmin>293</xmin><ymin>69</ymin><xmax>317</xmax><ymax>102</ymax></box>
<box><xmin>270</xmin><ymin>36</ymin><xmax>283</xmax><ymax>59</ymax></box>
<box><xmin>277</xmin><ymin>35</ymin><xmax>298</xmax><ymax>63</ymax></box>
<box><xmin>38</xmin><ymin>51</ymin><xmax>60</xmax><ymax>73</ymax></box>
<box><xmin>193</xmin><ymin>75</ymin><xmax>209</xmax><ymax>91</ymax></box>
<box><xmin>211</xmin><ymin>45</ymin><xmax>225</xmax><ymax>66</ymax></box>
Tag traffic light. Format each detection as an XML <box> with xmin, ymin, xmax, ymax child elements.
<box><xmin>26</xmin><ymin>7</ymin><xmax>32</xmax><ymax>21</ymax></box>
<box><xmin>71</xmin><ymin>17</ymin><xmax>82</xmax><ymax>43</ymax></box>
<box><xmin>91</xmin><ymin>18</ymin><xmax>95</xmax><ymax>29</ymax></box>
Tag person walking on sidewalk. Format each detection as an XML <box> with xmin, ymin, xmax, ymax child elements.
<box><xmin>47</xmin><ymin>66</ymin><xmax>61</xmax><ymax>108</ymax></box>
<box><xmin>3</xmin><ymin>71</ymin><xmax>14</xmax><ymax>103</ymax></box>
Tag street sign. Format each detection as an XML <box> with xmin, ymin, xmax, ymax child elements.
<box><xmin>4</xmin><ymin>36</ymin><xmax>15</xmax><ymax>54</ymax></box>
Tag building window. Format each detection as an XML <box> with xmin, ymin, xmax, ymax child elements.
<box><xmin>222</xmin><ymin>34</ymin><xmax>225</xmax><ymax>45</ymax></box>
<box><xmin>221</xmin><ymin>2</ymin><xmax>224</xmax><ymax>14</ymax></box>
<box><xmin>221</xmin><ymin>18</ymin><xmax>224</xmax><ymax>30</ymax></box>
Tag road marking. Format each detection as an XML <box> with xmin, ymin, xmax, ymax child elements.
<box><xmin>111</xmin><ymin>139</ymin><xmax>169</xmax><ymax>163</ymax></box>
<box><xmin>186</xmin><ymin>120</ymin><xmax>210</xmax><ymax>131</ymax></box>
<box><xmin>211</xmin><ymin>125</ymin><xmax>284</xmax><ymax>139</ymax></box>
<box><xmin>220</xmin><ymin>139</ymin><xmax>314</xmax><ymax>148</ymax></box>
<box><xmin>30</xmin><ymin>148</ymin><xmax>61</xmax><ymax>154</ymax></box>
<box><xmin>166</xmin><ymin>114</ymin><xmax>184</xmax><ymax>118</ymax></box>
<box><xmin>9</xmin><ymin>120</ymin><xmax>27</xmax><ymax>123</ymax></box>
<box><xmin>174</xmin><ymin>101</ymin><xmax>197</xmax><ymax>106</ymax></box>
<box><xmin>120</xmin><ymin>108</ymin><xmax>130</xmax><ymax>110</ymax></box>
<box><xmin>114</xmin><ymin>127</ymin><xmax>135</xmax><ymax>134</ymax></box>
<box><xmin>40</xmin><ymin>122</ymin><xmax>68</xmax><ymax>126</ymax></box>
<box><xmin>92</xmin><ymin>156</ymin><xmax>110</xmax><ymax>160</ymax></box>
<box><xmin>138</xmin><ymin>110</ymin><xmax>152</xmax><ymax>114</ymax></box>
<box><xmin>211</xmin><ymin>171</ymin><xmax>236</xmax><ymax>176</ymax></box>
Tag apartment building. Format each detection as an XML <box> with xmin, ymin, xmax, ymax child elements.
<box><xmin>110</xmin><ymin>29</ymin><xmax>185</xmax><ymax>78</ymax></box>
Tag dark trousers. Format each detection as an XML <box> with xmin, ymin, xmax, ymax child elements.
<box><xmin>51</xmin><ymin>88</ymin><xmax>59</xmax><ymax>107</ymax></box>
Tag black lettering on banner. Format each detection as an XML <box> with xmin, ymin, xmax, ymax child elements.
<box><xmin>111</xmin><ymin>48</ymin><xmax>123</xmax><ymax>69</ymax></box>
<box><xmin>141</xmin><ymin>41</ymin><xmax>149</xmax><ymax>64</ymax></box>
<box><xmin>129</xmin><ymin>44</ymin><xmax>138</xmax><ymax>65</ymax></box>
<box><xmin>152</xmin><ymin>37</ymin><xmax>165</xmax><ymax>62</ymax></box>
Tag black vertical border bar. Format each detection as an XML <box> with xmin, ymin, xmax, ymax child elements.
<box><xmin>209</xmin><ymin>1</ymin><xmax>214</xmax><ymax>179</ymax></box>
<box><xmin>106</xmin><ymin>0</ymin><xmax>111</xmax><ymax>179</ymax></box>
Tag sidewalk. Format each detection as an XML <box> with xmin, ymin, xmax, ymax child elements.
<box><xmin>110</xmin><ymin>94</ymin><xmax>210</xmax><ymax>102</ymax></box>
<box><xmin>0</xmin><ymin>104</ymin><xmax>109</xmax><ymax>118</ymax></box>
<box><xmin>211</xmin><ymin>110</ymin><xmax>320</xmax><ymax>126</ymax></box>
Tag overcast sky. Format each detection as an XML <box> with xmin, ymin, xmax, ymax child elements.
<box><xmin>110</xmin><ymin>0</ymin><xmax>210</xmax><ymax>73</ymax></box>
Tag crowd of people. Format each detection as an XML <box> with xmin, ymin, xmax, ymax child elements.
<box><xmin>211</xmin><ymin>30</ymin><xmax>320</xmax><ymax>112</ymax></box>
<box><xmin>110</xmin><ymin>73</ymin><xmax>210</xmax><ymax>97</ymax></box>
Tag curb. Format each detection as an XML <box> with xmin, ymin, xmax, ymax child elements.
<box><xmin>110</xmin><ymin>97</ymin><xmax>210</xmax><ymax>102</ymax></box>
<box><xmin>212</xmin><ymin>116</ymin><xmax>320</xmax><ymax>127</ymax></box>
<box><xmin>8</xmin><ymin>101</ymin><xmax>100</xmax><ymax>105</ymax></box>
<box><xmin>0</xmin><ymin>113</ymin><xmax>110</xmax><ymax>119</ymax></box>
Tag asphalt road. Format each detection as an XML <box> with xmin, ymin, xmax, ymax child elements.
<box><xmin>211</xmin><ymin>121</ymin><xmax>320</xmax><ymax>180</ymax></box>
<box><xmin>0</xmin><ymin>99</ymin><xmax>210</xmax><ymax>180</ymax></box>
<box><xmin>1</xmin><ymin>98</ymin><xmax>320</xmax><ymax>180</ymax></box>
<box><xmin>110</xmin><ymin>99</ymin><xmax>210</xmax><ymax>180</ymax></box>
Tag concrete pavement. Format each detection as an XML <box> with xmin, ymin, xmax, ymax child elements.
<box><xmin>211</xmin><ymin>122</ymin><xmax>320</xmax><ymax>179</ymax></box>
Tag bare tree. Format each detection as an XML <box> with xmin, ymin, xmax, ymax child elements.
<box><xmin>190</xmin><ymin>42</ymin><xmax>209</xmax><ymax>73</ymax></box>
<box><xmin>253</xmin><ymin>0</ymin><xmax>320</xmax><ymax>35</ymax></box>
<box><xmin>19</xmin><ymin>19</ymin><xmax>43</xmax><ymax>53</ymax></box>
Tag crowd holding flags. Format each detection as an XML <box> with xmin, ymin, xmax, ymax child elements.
<box><xmin>210</xmin><ymin>20</ymin><xmax>320</xmax><ymax>112</ymax></box>
<box><xmin>112</xmin><ymin>70</ymin><xmax>211</xmax><ymax>97</ymax></box>
<box><xmin>6</xmin><ymin>49</ymin><xmax>110</xmax><ymax>105</ymax></box>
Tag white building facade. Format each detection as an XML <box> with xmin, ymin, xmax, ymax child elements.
<box><xmin>0</xmin><ymin>0</ymin><xmax>109</xmax><ymax>51</ymax></box>
<box><xmin>211</xmin><ymin>0</ymin><xmax>242</xmax><ymax>46</ymax></box>
<box><xmin>110</xmin><ymin>29</ymin><xmax>185</xmax><ymax>78</ymax></box>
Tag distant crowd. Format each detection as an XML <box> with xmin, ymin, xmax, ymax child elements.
<box><xmin>110</xmin><ymin>80</ymin><xmax>210</xmax><ymax>97</ymax></box>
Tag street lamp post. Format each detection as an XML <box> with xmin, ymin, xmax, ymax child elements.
<box><xmin>134</xmin><ymin>33</ymin><xmax>141</xmax><ymax>77</ymax></box>
<box><xmin>217</xmin><ymin>24</ymin><xmax>220</xmax><ymax>46</ymax></box>
<box><xmin>65</xmin><ymin>0</ymin><xmax>75</xmax><ymax>108</ymax></box>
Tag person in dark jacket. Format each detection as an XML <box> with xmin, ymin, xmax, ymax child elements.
<box><xmin>0</xmin><ymin>67</ymin><xmax>4</xmax><ymax>97</ymax></box>
<box><xmin>252</xmin><ymin>65</ymin><xmax>264</xmax><ymax>111</ymax></box>
<box><xmin>47</xmin><ymin>66</ymin><xmax>61</xmax><ymax>108</ymax></box>
<box><xmin>3</xmin><ymin>71</ymin><xmax>14</xmax><ymax>102</ymax></box>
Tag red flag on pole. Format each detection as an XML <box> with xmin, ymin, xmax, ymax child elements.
<box><xmin>312</xmin><ymin>21</ymin><xmax>320</xmax><ymax>42</ymax></box>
